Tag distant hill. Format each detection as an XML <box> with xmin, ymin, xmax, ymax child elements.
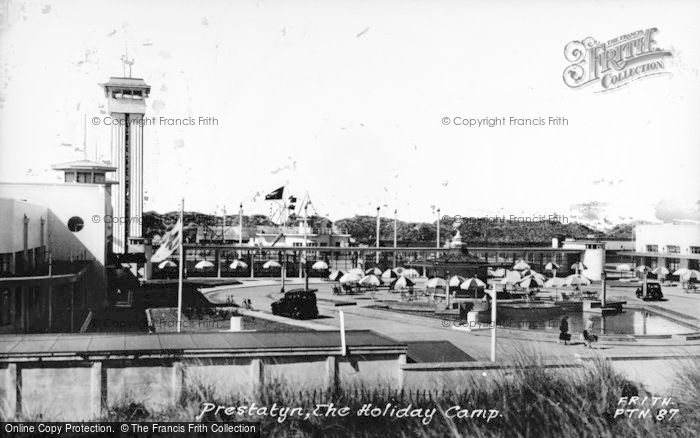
<box><xmin>142</xmin><ymin>211</ymin><xmax>636</xmax><ymax>243</ymax></box>
<box><xmin>335</xmin><ymin>215</ymin><xmax>609</xmax><ymax>246</ymax></box>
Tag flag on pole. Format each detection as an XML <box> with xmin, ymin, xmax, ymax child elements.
<box><xmin>265</xmin><ymin>186</ymin><xmax>284</xmax><ymax>200</ymax></box>
<box><xmin>151</xmin><ymin>220</ymin><xmax>182</xmax><ymax>263</ymax></box>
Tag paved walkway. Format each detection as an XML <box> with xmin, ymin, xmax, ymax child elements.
<box><xmin>199</xmin><ymin>278</ymin><xmax>700</xmax><ymax>364</ymax></box>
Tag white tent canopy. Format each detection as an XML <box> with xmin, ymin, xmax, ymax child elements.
<box><xmin>460</xmin><ymin>278</ymin><xmax>486</xmax><ymax>290</ymax></box>
<box><xmin>426</xmin><ymin>277</ymin><xmax>447</xmax><ymax>288</ymax></box>
<box><xmin>158</xmin><ymin>260</ymin><xmax>176</xmax><ymax>269</ymax></box>
<box><xmin>229</xmin><ymin>260</ymin><xmax>248</xmax><ymax>270</ymax></box>
<box><xmin>194</xmin><ymin>260</ymin><xmax>214</xmax><ymax>270</ymax></box>
<box><xmin>359</xmin><ymin>274</ymin><xmax>381</xmax><ymax>286</ymax></box>
<box><xmin>339</xmin><ymin>273</ymin><xmax>362</xmax><ymax>284</ymax></box>
<box><xmin>312</xmin><ymin>261</ymin><xmax>329</xmax><ymax>270</ymax></box>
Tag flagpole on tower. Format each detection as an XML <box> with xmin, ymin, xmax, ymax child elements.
<box><xmin>177</xmin><ymin>198</ymin><xmax>184</xmax><ymax>333</ymax></box>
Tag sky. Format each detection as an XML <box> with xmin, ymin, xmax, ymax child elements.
<box><xmin>1</xmin><ymin>0</ymin><xmax>699</xmax><ymax>227</ymax></box>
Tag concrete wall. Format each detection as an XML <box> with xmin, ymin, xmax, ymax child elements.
<box><xmin>0</xmin><ymin>182</ymin><xmax>112</xmax><ymax>265</ymax></box>
<box><xmin>2</xmin><ymin>353</ymin><xmax>695</xmax><ymax>421</ymax></box>
<box><xmin>0</xmin><ymin>198</ymin><xmax>48</xmax><ymax>255</ymax></box>
<box><xmin>0</xmin><ymin>351</ymin><xmax>404</xmax><ymax>421</ymax></box>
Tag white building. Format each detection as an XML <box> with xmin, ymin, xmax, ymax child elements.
<box><xmin>0</xmin><ymin>161</ymin><xmax>114</xmax><ymax>333</ymax></box>
<box><xmin>252</xmin><ymin>221</ymin><xmax>351</xmax><ymax>248</ymax></box>
<box><xmin>629</xmin><ymin>222</ymin><xmax>700</xmax><ymax>272</ymax></box>
<box><xmin>559</xmin><ymin>238</ymin><xmax>606</xmax><ymax>281</ymax></box>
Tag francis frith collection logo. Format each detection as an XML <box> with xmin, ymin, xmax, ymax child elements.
<box><xmin>563</xmin><ymin>28</ymin><xmax>672</xmax><ymax>91</ymax></box>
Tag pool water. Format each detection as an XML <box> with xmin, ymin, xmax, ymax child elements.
<box><xmin>494</xmin><ymin>308</ymin><xmax>692</xmax><ymax>336</ymax></box>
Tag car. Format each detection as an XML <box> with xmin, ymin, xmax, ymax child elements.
<box><xmin>635</xmin><ymin>281</ymin><xmax>664</xmax><ymax>301</ymax></box>
<box><xmin>271</xmin><ymin>288</ymin><xmax>319</xmax><ymax>319</ymax></box>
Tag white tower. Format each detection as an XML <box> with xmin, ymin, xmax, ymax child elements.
<box><xmin>100</xmin><ymin>63</ymin><xmax>150</xmax><ymax>254</ymax></box>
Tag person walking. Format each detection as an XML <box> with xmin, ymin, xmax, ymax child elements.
<box><xmin>583</xmin><ymin>316</ymin><xmax>598</xmax><ymax>348</ymax></box>
<box><xmin>558</xmin><ymin>315</ymin><xmax>571</xmax><ymax>345</ymax></box>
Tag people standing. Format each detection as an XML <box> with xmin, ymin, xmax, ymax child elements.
<box><xmin>558</xmin><ymin>315</ymin><xmax>571</xmax><ymax>345</ymax></box>
<box><xmin>583</xmin><ymin>316</ymin><xmax>598</xmax><ymax>348</ymax></box>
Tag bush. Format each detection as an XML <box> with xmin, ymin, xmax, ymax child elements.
<box><xmin>97</xmin><ymin>351</ymin><xmax>700</xmax><ymax>437</ymax></box>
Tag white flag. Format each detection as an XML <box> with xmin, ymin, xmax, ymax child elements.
<box><xmin>151</xmin><ymin>220</ymin><xmax>182</xmax><ymax>263</ymax></box>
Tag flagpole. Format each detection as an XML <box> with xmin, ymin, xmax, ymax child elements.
<box><xmin>393</xmin><ymin>209</ymin><xmax>397</xmax><ymax>268</ymax></box>
<box><xmin>436</xmin><ymin>208</ymin><xmax>441</xmax><ymax>250</ymax></box>
<box><xmin>375</xmin><ymin>206</ymin><xmax>380</xmax><ymax>264</ymax></box>
<box><xmin>177</xmin><ymin>198</ymin><xmax>184</xmax><ymax>333</ymax></box>
<box><xmin>239</xmin><ymin>203</ymin><xmax>243</xmax><ymax>246</ymax></box>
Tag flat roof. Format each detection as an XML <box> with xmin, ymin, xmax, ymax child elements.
<box><xmin>51</xmin><ymin>159</ymin><xmax>116</xmax><ymax>172</ymax></box>
<box><xmin>100</xmin><ymin>77</ymin><xmax>151</xmax><ymax>89</ymax></box>
<box><xmin>617</xmin><ymin>251</ymin><xmax>700</xmax><ymax>260</ymax></box>
<box><xmin>0</xmin><ymin>330</ymin><xmax>404</xmax><ymax>359</ymax></box>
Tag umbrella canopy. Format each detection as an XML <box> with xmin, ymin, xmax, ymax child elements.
<box><xmin>521</xmin><ymin>269</ymin><xmax>545</xmax><ymax>278</ymax></box>
<box><xmin>565</xmin><ymin>274</ymin><xmax>591</xmax><ymax>286</ymax></box>
<box><xmin>544</xmin><ymin>262</ymin><xmax>560</xmax><ymax>271</ymax></box>
<box><xmin>359</xmin><ymin>274</ymin><xmax>381</xmax><ymax>286</ymax></box>
<box><xmin>348</xmin><ymin>268</ymin><xmax>365</xmax><ymax>277</ymax></box>
<box><xmin>365</xmin><ymin>267</ymin><xmax>382</xmax><ymax>276</ymax></box>
<box><xmin>381</xmin><ymin>269</ymin><xmax>399</xmax><ymax>280</ymax></box>
<box><xmin>448</xmin><ymin>275</ymin><xmax>466</xmax><ymax>287</ymax></box>
<box><xmin>229</xmin><ymin>260</ymin><xmax>248</xmax><ymax>270</ymax></box>
<box><xmin>158</xmin><ymin>260</ymin><xmax>176</xmax><ymax>269</ymax></box>
<box><xmin>391</xmin><ymin>276</ymin><xmax>415</xmax><ymax>289</ymax></box>
<box><xmin>616</xmin><ymin>264</ymin><xmax>632</xmax><ymax>272</ymax></box>
<box><xmin>339</xmin><ymin>273</ymin><xmax>362</xmax><ymax>284</ymax></box>
<box><xmin>194</xmin><ymin>260</ymin><xmax>215</xmax><ymax>270</ymax></box>
<box><xmin>460</xmin><ymin>277</ymin><xmax>486</xmax><ymax>290</ymax></box>
<box><xmin>520</xmin><ymin>276</ymin><xmax>544</xmax><ymax>288</ymax></box>
<box><xmin>544</xmin><ymin>277</ymin><xmax>566</xmax><ymax>288</ymax></box>
<box><xmin>522</xmin><ymin>272</ymin><xmax>546</xmax><ymax>283</ymax></box>
<box><xmin>513</xmin><ymin>260</ymin><xmax>530</xmax><ymax>271</ymax></box>
<box><xmin>426</xmin><ymin>277</ymin><xmax>447</xmax><ymax>288</ymax></box>
<box><xmin>328</xmin><ymin>270</ymin><xmax>345</xmax><ymax>281</ymax></box>
<box><xmin>312</xmin><ymin>261</ymin><xmax>329</xmax><ymax>270</ymax></box>
<box><xmin>652</xmin><ymin>266</ymin><xmax>669</xmax><ymax>275</ymax></box>
<box><xmin>635</xmin><ymin>265</ymin><xmax>651</xmax><ymax>272</ymax></box>
<box><xmin>402</xmin><ymin>268</ymin><xmax>420</xmax><ymax>278</ymax></box>
<box><xmin>488</xmin><ymin>268</ymin><xmax>506</xmax><ymax>278</ymax></box>
<box><xmin>680</xmin><ymin>269</ymin><xmax>700</xmax><ymax>281</ymax></box>
<box><xmin>673</xmin><ymin>268</ymin><xmax>690</xmax><ymax>276</ymax></box>
<box><xmin>263</xmin><ymin>260</ymin><xmax>281</xmax><ymax>269</ymax></box>
<box><xmin>501</xmin><ymin>270</ymin><xmax>522</xmax><ymax>284</ymax></box>
<box><xmin>571</xmin><ymin>262</ymin><xmax>587</xmax><ymax>271</ymax></box>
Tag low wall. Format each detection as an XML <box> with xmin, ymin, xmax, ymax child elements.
<box><xmin>0</xmin><ymin>351</ymin><xmax>404</xmax><ymax>421</ymax></box>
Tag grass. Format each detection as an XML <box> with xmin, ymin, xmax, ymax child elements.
<box><xmin>97</xmin><ymin>350</ymin><xmax>700</xmax><ymax>437</ymax></box>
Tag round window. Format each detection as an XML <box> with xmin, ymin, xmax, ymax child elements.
<box><xmin>67</xmin><ymin>216</ymin><xmax>84</xmax><ymax>232</ymax></box>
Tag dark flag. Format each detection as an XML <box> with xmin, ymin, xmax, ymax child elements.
<box><xmin>265</xmin><ymin>186</ymin><xmax>284</xmax><ymax>200</ymax></box>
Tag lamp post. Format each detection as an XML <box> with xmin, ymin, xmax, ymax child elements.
<box><xmin>491</xmin><ymin>282</ymin><xmax>497</xmax><ymax>362</ymax></box>
<box><xmin>436</xmin><ymin>208</ymin><xmax>441</xmax><ymax>250</ymax></box>
<box><xmin>375</xmin><ymin>206</ymin><xmax>380</xmax><ymax>264</ymax></box>
<box><xmin>280</xmin><ymin>251</ymin><xmax>286</xmax><ymax>294</ymax></box>
<box><xmin>393</xmin><ymin>209</ymin><xmax>398</xmax><ymax>268</ymax></box>
<box><xmin>238</xmin><ymin>203</ymin><xmax>243</xmax><ymax>246</ymax></box>
<box><xmin>445</xmin><ymin>269</ymin><xmax>451</xmax><ymax>310</ymax></box>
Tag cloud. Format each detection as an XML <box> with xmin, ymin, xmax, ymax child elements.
<box><xmin>570</xmin><ymin>201</ymin><xmax>608</xmax><ymax>221</ymax></box>
<box><xmin>654</xmin><ymin>199</ymin><xmax>700</xmax><ymax>222</ymax></box>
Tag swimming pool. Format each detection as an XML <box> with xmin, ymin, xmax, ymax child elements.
<box><xmin>494</xmin><ymin>308</ymin><xmax>693</xmax><ymax>336</ymax></box>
